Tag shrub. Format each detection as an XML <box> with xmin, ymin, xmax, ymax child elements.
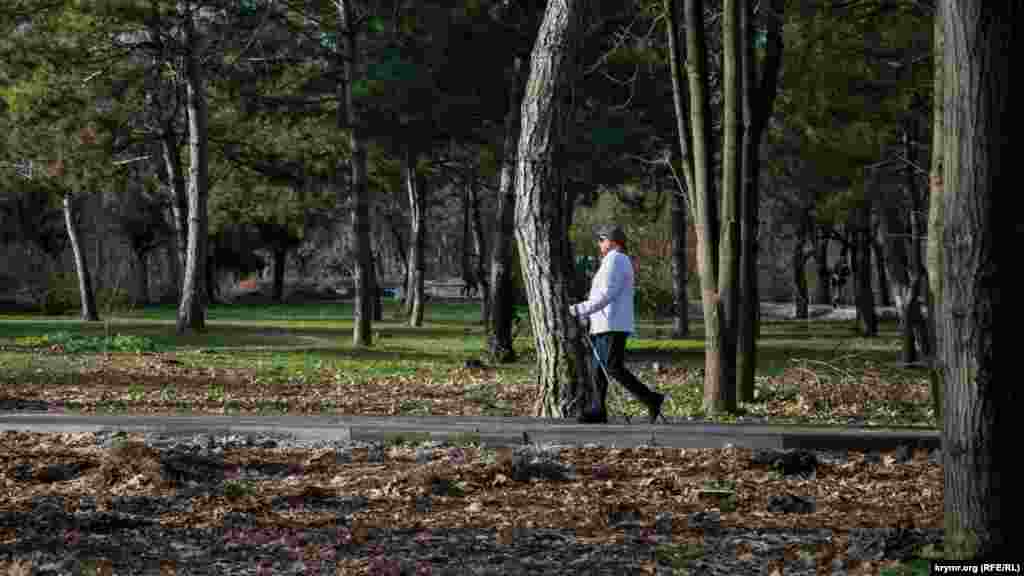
<box><xmin>40</xmin><ymin>273</ymin><xmax>79</xmax><ymax>315</ymax></box>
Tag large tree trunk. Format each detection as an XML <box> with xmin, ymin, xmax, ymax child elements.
<box><xmin>405</xmin><ymin>146</ymin><xmax>426</xmax><ymax>327</ymax></box>
<box><xmin>737</xmin><ymin>0</ymin><xmax>784</xmax><ymax>402</ymax></box>
<box><xmin>488</xmin><ymin>56</ymin><xmax>524</xmax><ymax>363</ymax></box>
<box><xmin>339</xmin><ymin>0</ymin><xmax>373</xmax><ymax>347</ymax></box>
<box><xmin>63</xmin><ymin>195</ymin><xmax>98</xmax><ymax>321</ymax></box>
<box><xmin>939</xmin><ymin>1</ymin><xmax>1018</xmax><ymax>559</ymax></box>
<box><xmin>176</xmin><ymin>14</ymin><xmax>208</xmax><ymax>335</ymax></box>
<box><xmin>925</xmin><ymin>1</ymin><xmax>943</xmax><ymax>423</ymax></box>
<box><xmin>664</xmin><ymin>0</ymin><xmax>694</xmax><ymax>339</ymax></box>
<box><xmin>514</xmin><ymin>0</ymin><xmax>591</xmax><ymax>418</ymax></box>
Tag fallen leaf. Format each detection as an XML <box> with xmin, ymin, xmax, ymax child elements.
<box><xmin>497</xmin><ymin>526</ymin><xmax>515</xmax><ymax>546</ymax></box>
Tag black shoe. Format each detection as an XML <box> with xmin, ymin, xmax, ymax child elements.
<box><xmin>577</xmin><ymin>411</ymin><xmax>608</xmax><ymax>424</ymax></box>
<box><xmin>647</xmin><ymin>393</ymin><xmax>666</xmax><ymax>424</ymax></box>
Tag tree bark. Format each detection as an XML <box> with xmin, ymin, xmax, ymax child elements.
<box><xmin>926</xmin><ymin>0</ymin><xmax>944</xmax><ymax>423</ymax></box>
<box><xmin>460</xmin><ymin>172</ymin><xmax>477</xmax><ymax>298</ymax></box>
<box><xmin>669</xmin><ymin>188</ymin><xmax>689</xmax><ymax>337</ymax></box>
<box><xmin>405</xmin><ymin>146</ymin><xmax>426</xmax><ymax>327</ymax></box>
<box><xmin>467</xmin><ymin>170</ymin><xmax>490</xmax><ymax>323</ymax></box>
<box><xmin>176</xmin><ymin>11</ymin><xmax>208</xmax><ymax>334</ymax></box>
<box><xmin>939</xmin><ymin>0</ymin><xmax>1018</xmax><ymax>559</ymax></box>
<box><xmin>488</xmin><ymin>56</ymin><xmax>524</xmax><ymax>363</ymax></box>
<box><xmin>339</xmin><ymin>0</ymin><xmax>373</xmax><ymax>347</ymax></box>
<box><xmin>63</xmin><ymin>195</ymin><xmax>98</xmax><ymax>321</ymax></box>
<box><xmin>514</xmin><ymin>0</ymin><xmax>590</xmax><ymax>418</ymax></box>
<box><xmin>718</xmin><ymin>0</ymin><xmax>742</xmax><ymax>410</ymax></box>
<box><xmin>680</xmin><ymin>0</ymin><xmax>730</xmax><ymax>413</ymax></box>
<box><xmin>664</xmin><ymin>0</ymin><xmax>693</xmax><ymax>339</ymax></box>
<box><xmin>161</xmin><ymin>129</ymin><xmax>187</xmax><ymax>293</ymax></box>
<box><xmin>736</xmin><ymin>0</ymin><xmax>783</xmax><ymax>402</ymax></box>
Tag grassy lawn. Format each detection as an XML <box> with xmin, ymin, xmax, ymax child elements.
<box><xmin>0</xmin><ymin>301</ymin><xmax>936</xmax><ymax>427</ymax></box>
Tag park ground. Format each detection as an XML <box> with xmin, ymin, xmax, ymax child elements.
<box><xmin>0</xmin><ymin>301</ymin><xmax>943</xmax><ymax>575</ymax></box>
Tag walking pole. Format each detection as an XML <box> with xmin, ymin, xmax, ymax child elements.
<box><xmin>578</xmin><ymin>323</ymin><xmax>632</xmax><ymax>424</ymax></box>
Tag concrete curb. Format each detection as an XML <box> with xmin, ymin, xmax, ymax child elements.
<box><xmin>0</xmin><ymin>413</ymin><xmax>940</xmax><ymax>451</ymax></box>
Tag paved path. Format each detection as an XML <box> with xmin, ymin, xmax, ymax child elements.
<box><xmin>0</xmin><ymin>413</ymin><xmax>940</xmax><ymax>451</ymax></box>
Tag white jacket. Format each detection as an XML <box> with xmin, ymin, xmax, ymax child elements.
<box><xmin>570</xmin><ymin>248</ymin><xmax>635</xmax><ymax>334</ymax></box>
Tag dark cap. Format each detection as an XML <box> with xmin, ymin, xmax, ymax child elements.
<box><xmin>595</xmin><ymin>223</ymin><xmax>627</xmax><ymax>245</ymax></box>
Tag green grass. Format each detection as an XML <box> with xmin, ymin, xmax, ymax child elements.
<box><xmin>0</xmin><ymin>301</ymin><xmax>936</xmax><ymax>427</ymax></box>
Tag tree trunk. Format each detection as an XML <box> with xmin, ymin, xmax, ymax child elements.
<box><xmin>873</xmin><ymin>239</ymin><xmax>892</xmax><ymax>307</ymax></box>
<box><xmin>926</xmin><ymin>1</ymin><xmax>944</xmax><ymax>423</ymax></box>
<box><xmin>736</xmin><ymin>0</ymin><xmax>783</xmax><ymax>402</ymax></box>
<box><xmin>790</xmin><ymin>235</ymin><xmax>806</xmax><ymax>317</ymax></box>
<box><xmin>669</xmin><ymin>189</ymin><xmax>689</xmax><ymax>337</ymax></box>
<box><xmin>791</xmin><ymin>220</ymin><xmax>809</xmax><ymax>320</ymax></box>
<box><xmin>339</xmin><ymin>0</ymin><xmax>373</xmax><ymax>347</ymax></box>
<box><xmin>161</xmin><ymin>129</ymin><xmax>188</xmax><ymax>290</ymax></box>
<box><xmin>176</xmin><ymin>13</ymin><xmax>208</xmax><ymax>335</ymax></box>
<box><xmin>405</xmin><ymin>146</ymin><xmax>426</xmax><ymax>327</ymax></box>
<box><xmin>681</xmin><ymin>0</ymin><xmax>729</xmax><ymax>413</ymax></box>
<box><xmin>717</xmin><ymin>0</ymin><xmax>742</xmax><ymax>410</ymax></box>
<box><xmin>488</xmin><ymin>56</ymin><xmax>524</xmax><ymax>363</ymax></box>
<box><xmin>272</xmin><ymin>246</ymin><xmax>286</xmax><ymax>303</ymax></box>
<box><xmin>904</xmin><ymin>121</ymin><xmax>929</xmax><ymax>360</ymax></box>
<box><xmin>385</xmin><ymin>207</ymin><xmax>408</xmax><ymax>315</ymax></box>
<box><xmin>372</xmin><ymin>252</ymin><xmax>383</xmax><ymax>321</ymax></box>
<box><xmin>814</xmin><ymin>228</ymin><xmax>830</xmax><ymax>305</ymax></box>
<box><xmin>133</xmin><ymin>249</ymin><xmax>150</xmax><ymax>307</ymax></box>
<box><xmin>63</xmin><ymin>195</ymin><xmax>98</xmax><ymax>321</ymax></box>
<box><xmin>460</xmin><ymin>175</ymin><xmax>476</xmax><ymax>298</ymax></box>
<box><xmin>853</xmin><ymin>185</ymin><xmax>877</xmax><ymax>337</ymax></box>
<box><xmin>664</xmin><ymin>0</ymin><xmax>694</xmax><ymax>339</ymax></box>
<box><xmin>514</xmin><ymin>0</ymin><xmax>590</xmax><ymax>418</ymax></box>
<box><xmin>854</xmin><ymin>239</ymin><xmax>877</xmax><ymax>336</ymax></box>
<box><xmin>939</xmin><ymin>1</ymin><xmax>1018</xmax><ymax>558</ymax></box>
<box><xmin>881</xmin><ymin>121</ymin><xmax>929</xmax><ymax>363</ymax></box>
<box><xmin>164</xmin><ymin>242</ymin><xmax>179</xmax><ymax>303</ymax></box>
<box><xmin>468</xmin><ymin>172</ymin><xmax>489</xmax><ymax>323</ymax></box>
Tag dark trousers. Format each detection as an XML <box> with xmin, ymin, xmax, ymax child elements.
<box><xmin>588</xmin><ymin>331</ymin><xmax>658</xmax><ymax>416</ymax></box>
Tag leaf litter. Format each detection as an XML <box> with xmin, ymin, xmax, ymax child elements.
<box><xmin>0</xmin><ymin>429</ymin><xmax>943</xmax><ymax>574</ymax></box>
